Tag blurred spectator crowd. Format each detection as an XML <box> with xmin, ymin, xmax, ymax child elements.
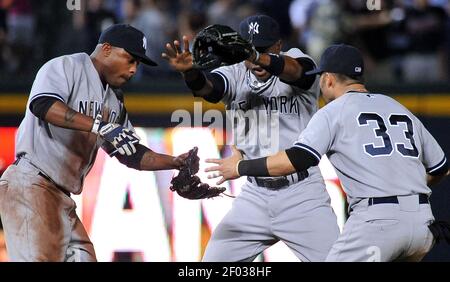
<box><xmin>0</xmin><ymin>0</ymin><xmax>449</xmax><ymax>85</ymax></box>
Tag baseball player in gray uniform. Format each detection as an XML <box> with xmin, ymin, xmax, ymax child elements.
<box><xmin>163</xmin><ymin>15</ymin><xmax>339</xmax><ymax>262</ymax></box>
<box><xmin>0</xmin><ymin>24</ymin><xmax>198</xmax><ymax>262</ymax></box>
<box><xmin>206</xmin><ymin>44</ymin><xmax>450</xmax><ymax>262</ymax></box>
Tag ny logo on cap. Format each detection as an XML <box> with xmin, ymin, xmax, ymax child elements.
<box><xmin>143</xmin><ymin>37</ymin><xmax>147</xmax><ymax>50</ymax></box>
<box><xmin>355</xmin><ymin>67</ymin><xmax>362</xmax><ymax>73</ymax></box>
<box><xmin>248</xmin><ymin>22</ymin><xmax>259</xmax><ymax>35</ymax></box>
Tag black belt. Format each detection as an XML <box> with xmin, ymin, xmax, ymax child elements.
<box><xmin>247</xmin><ymin>170</ymin><xmax>309</xmax><ymax>189</ymax></box>
<box><xmin>368</xmin><ymin>194</ymin><xmax>429</xmax><ymax>206</ymax></box>
<box><xmin>13</xmin><ymin>157</ymin><xmax>70</xmax><ymax>197</ymax></box>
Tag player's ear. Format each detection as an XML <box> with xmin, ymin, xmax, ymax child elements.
<box><xmin>325</xmin><ymin>73</ymin><xmax>334</xmax><ymax>88</ymax></box>
<box><xmin>101</xmin><ymin>43</ymin><xmax>112</xmax><ymax>58</ymax></box>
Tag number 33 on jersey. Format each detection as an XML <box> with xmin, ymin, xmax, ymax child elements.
<box><xmin>294</xmin><ymin>92</ymin><xmax>446</xmax><ymax>200</ymax></box>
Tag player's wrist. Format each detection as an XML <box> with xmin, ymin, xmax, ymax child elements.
<box><xmin>184</xmin><ymin>69</ymin><xmax>207</xmax><ymax>91</ymax></box>
<box><xmin>183</xmin><ymin>68</ymin><xmax>200</xmax><ymax>79</ymax></box>
<box><xmin>91</xmin><ymin>118</ymin><xmax>104</xmax><ymax>135</ymax></box>
<box><xmin>235</xmin><ymin>160</ymin><xmax>242</xmax><ymax>177</ymax></box>
<box><xmin>261</xmin><ymin>54</ymin><xmax>285</xmax><ymax>76</ymax></box>
<box><xmin>92</xmin><ymin>113</ymin><xmax>111</xmax><ymax>135</ymax></box>
<box><xmin>173</xmin><ymin>156</ymin><xmax>184</xmax><ymax>170</ymax></box>
<box><xmin>237</xmin><ymin>158</ymin><xmax>270</xmax><ymax>177</ymax></box>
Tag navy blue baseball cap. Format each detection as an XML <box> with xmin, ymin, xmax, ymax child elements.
<box><xmin>306</xmin><ymin>44</ymin><xmax>364</xmax><ymax>77</ymax></box>
<box><xmin>239</xmin><ymin>15</ymin><xmax>280</xmax><ymax>49</ymax></box>
<box><xmin>99</xmin><ymin>24</ymin><xmax>157</xmax><ymax>66</ymax></box>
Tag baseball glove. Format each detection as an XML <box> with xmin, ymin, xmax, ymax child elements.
<box><xmin>192</xmin><ymin>24</ymin><xmax>255</xmax><ymax>70</ymax></box>
<box><xmin>170</xmin><ymin>147</ymin><xmax>227</xmax><ymax>200</ymax></box>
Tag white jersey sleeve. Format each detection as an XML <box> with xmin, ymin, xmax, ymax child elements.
<box><xmin>415</xmin><ymin>116</ymin><xmax>447</xmax><ymax>174</ymax></box>
<box><xmin>293</xmin><ymin>106</ymin><xmax>337</xmax><ymax>162</ymax></box>
<box><xmin>283</xmin><ymin>48</ymin><xmax>315</xmax><ymax>65</ymax></box>
<box><xmin>29</xmin><ymin>56</ymin><xmax>75</xmax><ymax>105</ymax></box>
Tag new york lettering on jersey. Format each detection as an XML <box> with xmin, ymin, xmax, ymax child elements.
<box><xmin>78</xmin><ymin>100</ymin><xmax>119</xmax><ymax>124</ymax></box>
<box><xmin>213</xmin><ymin>48</ymin><xmax>319</xmax><ymax>158</ymax></box>
<box><xmin>232</xmin><ymin>92</ymin><xmax>301</xmax><ymax>115</ymax></box>
<box><xmin>15</xmin><ymin>53</ymin><xmax>131</xmax><ymax>194</ymax></box>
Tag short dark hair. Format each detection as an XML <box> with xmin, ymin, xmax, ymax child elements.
<box><xmin>333</xmin><ymin>73</ymin><xmax>365</xmax><ymax>84</ymax></box>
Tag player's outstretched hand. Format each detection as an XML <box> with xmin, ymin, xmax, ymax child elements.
<box><xmin>205</xmin><ymin>146</ymin><xmax>243</xmax><ymax>185</ymax></box>
<box><xmin>162</xmin><ymin>36</ymin><xmax>194</xmax><ymax>73</ymax></box>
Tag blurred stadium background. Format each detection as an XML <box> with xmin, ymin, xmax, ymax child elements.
<box><xmin>0</xmin><ymin>0</ymin><xmax>449</xmax><ymax>261</ymax></box>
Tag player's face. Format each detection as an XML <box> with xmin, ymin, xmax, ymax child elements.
<box><xmin>244</xmin><ymin>60</ymin><xmax>271</xmax><ymax>81</ymax></box>
<box><xmin>244</xmin><ymin>40</ymin><xmax>281</xmax><ymax>82</ymax></box>
<box><xmin>103</xmin><ymin>47</ymin><xmax>139</xmax><ymax>87</ymax></box>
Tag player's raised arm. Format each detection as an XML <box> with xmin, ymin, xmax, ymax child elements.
<box><xmin>251</xmin><ymin>50</ymin><xmax>314</xmax><ymax>86</ymax></box>
<box><xmin>162</xmin><ymin>36</ymin><xmax>226</xmax><ymax>102</ymax></box>
<box><xmin>162</xmin><ymin>36</ymin><xmax>194</xmax><ymax>73</ymax></box>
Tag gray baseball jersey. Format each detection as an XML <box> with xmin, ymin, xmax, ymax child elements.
<box><xmin>15</xmin><ymin>53</ymin><xmax>134</xmax><ymax>194</ymax></box>
<box><xmin>294</xmin><ymin>91</ymin><xmax>446</xmax><ymax>207</ymax></box>
<box><xmin>203</xmin><ymin>49</ymin><xmax>340</xmax><ymax>262</ymax></box>
<box><xmin>212</xmin><ymin>48</ymin><xmax>323</xmax><ymax>180</ymax></box>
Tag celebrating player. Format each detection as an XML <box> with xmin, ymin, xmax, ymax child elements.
<box><xmin>163</xmin><ymin>15</ymin><xmax>339</xmax><ymax>262</ymax></box>
<box><xmin>0</xmin><ymin>24</ymin><xmax>199</xmax><ymax>262</ymax></box>
<box><xmin>206</xmin><ymin>44</ymin><xmax>450</xmax><ymax>262</ymax></box>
